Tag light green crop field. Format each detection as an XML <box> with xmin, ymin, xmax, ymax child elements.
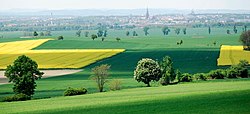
<box><xmin>0</xmin><ymin>79</ymin><xmax>250</xmax><ymax>114</ymax></box>
<box><xmin>0</xmin><ymin>27</ymin><xmax>249</xmax><ymax>114</ymax></box>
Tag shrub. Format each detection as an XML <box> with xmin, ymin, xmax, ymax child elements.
<box><xmin>58</xmin><ymin>36</ymin><xmax>64</xmax><ymax>40</ymax></box>
<box><xmin>109</xmin><ymin>79</ymin><xmax>122</xmax><ymax>91</ymax></box>
<box><xmin>160</xmin><ymin>56</ymin><xmax>176</xmax><ymax>85</ymax></box>
<box><xmin>179</xmin><ymin>73</ymin><xmax>192</xmax><ymax>82</ymax></box>
<box><xmin>226</xmin><ymin>68</ymin><xmax>238</xmax><ymax>79</ymax></box>
<box><xmin>193</xmin><ymin>73</ymin><xmax>207</xmax><ymax>81</ymax></box>
<box><xmin>64</xmin><ymin>87</ymin><xmax>87</xmax><ymax>96</ymax></box>
<box><xmin>3</xmin><ymin>93</ymin><xmax>31</xmax><ymax>102</ymax></box>
<box><xmin>207</xmin><ymin>69</ymin><xmax>226</xmax><ymax>79</ymax></box>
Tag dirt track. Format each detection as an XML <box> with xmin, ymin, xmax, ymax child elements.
<box><xmin>0</xmin><ymin>70</ymin><xmax>82</xmax><ymax>84</ymax></box>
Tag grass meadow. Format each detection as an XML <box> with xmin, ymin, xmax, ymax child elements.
<box><xmin>0</xmin><ymin>27</ymin><xmax>249</xmax><ymax>113</ymax></box>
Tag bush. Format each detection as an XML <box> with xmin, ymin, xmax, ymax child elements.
<box><xmin>109</xmin><ymin>79</ymin><xmax>122</xmax><ymax>91</ymax></box>
<box><xmin>3</xmin><ymin>93</ymin><xmax>31</xmax><ymax>102</ymax></box>
<box><xmin>226</xmin><ymin>68</ymin><xmax>238</xmax><ymax>79</ymax></box>
<box><xmin>64</xmin><ymin>87</ymin><xmax>87</xmax><ymax>96</ymax></box>
<box><xmin>179</xmin><ymin>73</ymin><xmax>192</xmax><ymax>82</ymax></box>
<box><xmin>193</xmin><ymin>73</ymin><xmax>207</xmax><ymax>81</ymax></box>
<box><xmin>207</xmin><ymin>69</ymin><xmax>226</xmax><ymax>79</ymax></box>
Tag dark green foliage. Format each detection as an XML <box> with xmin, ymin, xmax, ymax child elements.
<box><xmin>162</xmin><ymin>26</ymin><xmax>170</xmax><ymax>35</ymax></box>
<box><xmin>91</xmin><ymin>34</ymin><xmax>98</xmax><ymax>40</ymax></box>
<box><xmin>176</xmin><ymin>69</ymin><xmax>182</xmax><ymax>82</ymax></box>
<box><xmin>193</xmin><ymin>73</ymin><xmax>207</xmax><ymax>81</ymax></box>
<box><xmin>64</xmin><ymin>87</ymin><xmax>87</xmax><ymax>96</ymax></box>
<box><xmin>240</xmin><ymin>30</ymin><xmax>250</xmax><ymax>50</ymax></box>
<box><xmin>227</xmin><ymin>30</ymin><xmax>230</xmax><ymax>34</ymax></box>
<box><xmin>183</xmin><ymin>28</ymin><xmax>187</xmax><ymax>35</ymax></box>
<box><xmin>58</xmin><ymin>36</ymin><xmax>64</xmax><ymax>40</ymax></box>
<box><xmin>3</xmin><ymin>93</ymin><xmax>31</xmax><ymax>102</ymax></box>
<box><xmin>179</xmin><ymin>73</ymin><xmax>192</xmax><ymax>82</ymax></box>
<box><xmin>132</xmin><ymin>31</ymin><xmax>138</xmax><ymax>36</ymax></box>
<box><xmin>84</xmin><ymin>31</ymin><xmax>89</xmax><ymax>37</ymax></box>
<box><xmin>126</xmin><ymin>31</ymin><xmax>130</xmax><ymax>36</ymax></box>
<box><xmin>175</xmin><ymin>28</ymin><xmax>181</xmax><ymax>35</ymax></box>
<box><xmin>134</xmin><ymin>58</ymin><xmax>162</xmax><ymax>87</ymax></box>
<box><xmin>226</xmin><ymin>68</ymin><xmax>238</xmax><ymax>79</ymax></box>
<box><xmin>207</xmin><ymin>69</ymin><xmax>226</xmax><ymax>79</ymax></box>
<box><xmin>233</xmin><ymin>25</ymin><xmax>237</xmax><ymax>34</ymax></box>
<box><xmin>76</xmin><ymin>30</ymin><xmax>81</xmax><ymax>37</ymax></box>
<box><xmin>103</xmin><ymin>30</ymin><xmax>108</xmax><ymax>37</ymax></box>
<box><xmin>160</xmin><ymin>56</ymin><xmax>176</xmax><ymax>85</ymax></box>
<box><xmin>33</xmin><ymin>31</ymin><xmax>38</xmax><ymax>36</ymax></box>
<box><xmin>4</xmin><ymin>55</ymin><xmax>43</xmax><ymax>96</ymax></box>
<box><xmin>90</xmin><ymin>64</ymin><xmax>110</xmax><ymax>92</ymax></box>
<box><xmin>208</xmin><ymin>26</ymin><xmax>211</xmax><ymax>34</ymax></box>
<box><xmin>143</xmin><ymin>26</ymin><xmax>150</xmax><ymax>36</ymax></box>
<box><xmin>231</xmin><ymin>60</ymin><xmax>249</xmax><ymax>78</ymax></box>
<box><xmin>116</xmin><ymin>37</ymin><xmax>121</xmax><ymax>42</ymax></box>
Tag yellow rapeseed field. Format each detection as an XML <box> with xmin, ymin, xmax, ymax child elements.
<box><xmin>217</xmin><ymin>45</ymin><xmax>250</xmax><ymax>66</ymax></box>
<box><xmin>0</xmin><ymin>39</ymin><xmax>125</xmax><ymax>69</ymax></box>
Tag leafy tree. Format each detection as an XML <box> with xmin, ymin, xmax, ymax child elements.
<box><xmin>208</xmin><ymin>26</ymin><xmax>211</xmax><ymax>34</ymax></box>
<box><xmin>133</xmin><ymin>31</ymin><xmax>138</xmax><ymax>36</ymax></box>
<box><xmin>58</xmin><ymin>36</ymin><xmax>64</xmax><ymax>40</ymax></box>
<box><xmin>143</xmin><ymin>26</ymin><xmax>150</xmax><ymax>36</ymax></box>
<box><xmin>159</xmin><ymin>56</ymin><xmax>176</xmax><ymax>85</ymax></box>
<box><xmin>162</xmin><ymin>26</ymin><xmax>170</xmax><ymax>35</ymax></box>
<box><xmin>176</xmin><ymin>69</ymin><xmax>182</xmax><ymax>82</ymax></box>
<box><xmin>84</xmin><ymin>31</ymin><xmax>89</xmax><ymax>37</ymax></box>
<box><xmin>244</xmin><ymin>25</ymin><xmax>247</xmax><ymax>32</ymax></box>
<box><xmin>227</xmin><ymin>30</ymin><xmax>230</xmax><ymax>34</ymax></box>
<box><xmin>126</xmin><ymin>31</ymin><xmax>130</xmax><ymax>36</ymax></box>
<box><xmin>33</xmin><ymin>31</ymin><xmax>38</xmax><ymax>36</ymax></box>
<box><xmin>116</xmin><ymin>37</ymin><xmax>121</xmax><ymax>42</ymax></box>
<box><xmin>240</xmin><ymin>30</ymin><xmax>250</xmax><ymax>50</ymax></box>
<box><xmin>134</xmin><ymin>58</ymin><xmax>162</xmax><ymax>87</ymax></box>
<box><xmin>233</xmin><ymin>25</ymin><xmax>237</xmax><ymax>34</ymax></box>
<box><xmin>229</xmin><ymin>60</ymin><xmax>249</xmax><ymax>78</ymax></box>
<box><xmin>76</xmin><ymin>30</ymin><xmax>81</xmax><ymax>37</ymax></box>
<box><xmin>91</xmin><ymin>34</ymin><xmax>98</xmax><ymax>40</ymax></box>
<box><xmin>175</xmin><ymin>28</ymin><xmax>181</xmax><ymax>35</ymax></box>
<box><xmin>90</xmin><ymin>64</ymin><xmax>110</xmax><ymax>92</ymax></box>
<box><xmin>183</xmin><ymin>28</ymin><xmax>187</xmax><ymax>35</ymax></box>
<box><xmin>97</xmin><ymin>29</ymin><xmax>103</xmax><ymax>37</ymax></box>
<box><xmin>103</xmin><ymin>30</ymin><xmax>108</xmax><ymax>37</ymax></box>
<box><xmin>4</xmin><ymin>55</ymin><xmax>43</xmax><ymax>96</ymax></box>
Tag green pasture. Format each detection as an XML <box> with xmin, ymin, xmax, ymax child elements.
<box><xmin>0</xmin><ymin>27</ymin><xmax>248</xmax><ymax>113</ymax></box>
<box><xmin>0</xmin><ymin>79</ymin><xmax>250</xmax><ymax>114</ymax></box>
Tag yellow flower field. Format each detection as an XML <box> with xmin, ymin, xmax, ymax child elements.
<box><xmin>0</xmin><ymin>39</ymin><xmax>125</xmax><ymax>69</ymax></box>
<box><xmin>217</xmin><ymin>45</ymin><xmax>250</xmax><ymax>66</ymax></box>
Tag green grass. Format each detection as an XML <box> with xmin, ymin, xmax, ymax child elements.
<box><xmin>0</xmin><ymin>27</ymin><xmax>247</xmax><ymax>113</ymax></box>
<box><xmin>0</xmin><ymin>79</ymin><xmax>250</xmax><ymax>114</ymax></box>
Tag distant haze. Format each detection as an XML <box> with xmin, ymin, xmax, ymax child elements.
<box><xmin>1</xmin><ymin>0</ymin><xmax>250</xmax><ymax>10</ymax></box>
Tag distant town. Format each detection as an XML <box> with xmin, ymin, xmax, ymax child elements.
<box><xmin>0</xmin><ymin>9</ymin><xmax>250</xmax><ymax>31</ymax></box>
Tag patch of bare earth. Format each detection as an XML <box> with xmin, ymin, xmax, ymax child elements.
<box><xmin>0</xmin><ymin>70</ymin><xmax>82</xmax><ymax>85</ymax></box>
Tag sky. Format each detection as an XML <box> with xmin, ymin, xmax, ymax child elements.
<box><xmin>1</xmin><ymin>0</ymin><xmax>250</xmax><ymax>10</ymax></box>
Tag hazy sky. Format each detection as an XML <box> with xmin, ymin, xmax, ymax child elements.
<box><xmin>1</xmin><ymin>0</ymin><xmax>250</xmax><ymax>10</ymax></box>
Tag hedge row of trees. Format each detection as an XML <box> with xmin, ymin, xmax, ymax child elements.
<box><xmin>134</xmin><ymin>56</ymin><xmax>249</xmax><ymax>87</ymax></box>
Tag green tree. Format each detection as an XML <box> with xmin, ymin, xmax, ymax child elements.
<box><xmin>233</xmin><ymin>25</ymin><xmax>237</xmax><ymax>34</ymax></box>
<box><xmin>84</xmin><ymin>31</ymin><xmax>89</xmax><ymax>37</ymax></box>
<box><xmin>175</xmin><ymin>28</ymin><xmax>181</xmax><ymax>35</ymax></box>
<box><xmin>126</xmin><ymin>31</ymin><xmax>130</xmax><ymax>36</ymax></box>
<box><xmin>183</xmin><ymin>28</ymin><xmax>187</xmax><ymax>35</ymax></box>
<box><xmin>97</xmin><ymin>29</ymin><xmax>103</xmax><ymax>37</ymax></box>
<box><xmin>159</xmin><ymin>56</ymin><xmax>176</xmax><ymax>85</ymax></box>
<box><xmin>4</xmin><ymin>55</ymin><xmax>43</xmax><ymax>96</ymax></box>
<box><xmin>33</xmin><ymin>31</ymin><xmax>38</xmax><ymax>36</ymax></box>
<box><xmin>76</xmin><ymin>30</ymin><xmax>81</xmax><ymax>37</ymax></box>
<box><xmin>90</xmin><ymin>64</ymin><xmax>110</xmax><ymax>92</ymax></box>
<box><xmin>240</xmin><ymin>30</ymin><xmax>250</xmax><ymax>50</ymax></box>
<box><xmin>91</xmin><ymin>34</ymin><xmax>98</xmax><ymax>40</ymax></box>
<box><xmin>58</xmin><ymin>36</ymin><xmax>64</xmax><ymax>40</ymax></box>
<box><xmin>103</xmin><ymin>30</ymin><xmax>108</xmax><ymax>37</ymax></box>
<box><xmin>208</xmin><ymin>26</ymin><xmax>211</xmax><ymax>34</ymax></box>
<box><xmin>134</xmin><ymin>58</ymin><xmax>162</xmax><ymax>87</ymax></box>
<box><xmin>133</xmin><ymin>31</ymin><xmax>138</xmax><ymax>36</ymax></box>
<box><xmin>143</xmin><ymin>26</ymin><xmax>150</xmax><ymax>36</ymax></box>
<box><xmin>162</xmin><ymin>26</ymin><xmax>170</xmax><ymax>35</ymax></box>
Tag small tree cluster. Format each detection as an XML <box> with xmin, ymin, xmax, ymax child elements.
<box><xmin>90</xmin><ymin>64</ymin><xmax>110</xmax><ymax>92</ymax></box>
<box><xmin>240</xmin><ymin>30</ymin><xmax>250</xmax><ymax>50</ymax></box>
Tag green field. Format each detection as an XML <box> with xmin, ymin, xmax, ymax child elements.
<box><xmin>0</xmin><ymin>27</ymin><xmax>248</xmax><ymax>113</ymax></box>
<box><xmin>0</xmin><ymin>79</ymin><xmax>250</xmax><ymax>114</ymax></box>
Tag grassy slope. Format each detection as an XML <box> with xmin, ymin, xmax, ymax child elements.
<box><xmin>0</xmin><ymin>79</ymin><xmax>250</xmax><ymax>114</ymax></box>
<box><xmin>0</xmin><ymin>27</ymin><xmax>242</xmax><ymax>100</ymax></box>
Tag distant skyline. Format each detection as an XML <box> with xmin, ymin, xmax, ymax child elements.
<box><xmin>1</xmin><ymin>0</ymin><xmax>250</xmax><ymax>10</ymax></box>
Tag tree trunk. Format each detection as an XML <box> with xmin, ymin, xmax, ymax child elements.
<box><xmin>147</xmin><ymin>83</ymin><xmax>150</xmax><ymax>87</ymax></box>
